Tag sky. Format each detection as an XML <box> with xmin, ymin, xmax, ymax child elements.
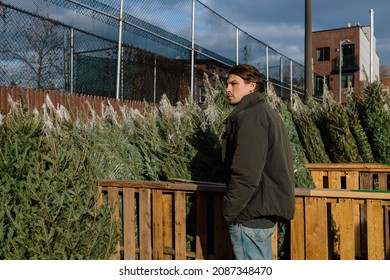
<box><xmin>202</xmin><ymin>0</ymin><xmax>390</xmax><ymax>67</ymax></box>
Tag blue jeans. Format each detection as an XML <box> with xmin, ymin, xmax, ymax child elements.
<box><xmin>229</xmin><ymin>223</ymin><xmax>276</xmax><ymax>260</ymax></box>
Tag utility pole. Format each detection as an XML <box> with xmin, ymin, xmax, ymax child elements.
<box><xmin>304</xmin><ymin>0</ymin><xmax>313</xmax><ymax>101</ymax></box>
<box><xmin>369</xmin><ymin>9</ymin><xmax>374</xmax><ymax>83</ymax></box>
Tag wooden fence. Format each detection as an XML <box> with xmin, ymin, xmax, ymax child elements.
<box><xmin>97</xmin><ymin>164</ymin><xmax>390</xmax><ymax>260</ymax></box>
<box><xmin>96</xmin><ymin>180</ymin><xmax>233</xmax><ymax>260</ymax></box>
<box><xmin>303</xmin><ymin>163</ymin><xmax>390</xmax><ymax>259</ymax></box>
<box><xmin>0</xmin><ymin>85</ymin><xmax>149</xmax><ymax>117</ymax></box>
<box><xmin>293</xmin><ymin>188</ymin><xmax>390</xmax><ymax>259</ymax></box>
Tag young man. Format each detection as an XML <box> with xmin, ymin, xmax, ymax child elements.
<box><xmin>222</xmin><ymin>64</ymin><xmax>295</xmax><ymax>260</ymax></box>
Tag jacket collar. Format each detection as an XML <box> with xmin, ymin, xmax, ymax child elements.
<box><xmin>229</xmin><ymin>92</ymin><xmax>264</xmax><ymax>119</ymax></box>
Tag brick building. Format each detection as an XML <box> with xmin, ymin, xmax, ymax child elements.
<box><xmin>312</xmin><ymin>24</ymin><xmax>380</xmax><ymax>103</ymax></box>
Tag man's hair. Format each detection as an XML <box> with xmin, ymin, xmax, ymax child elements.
<box><xmin>227</xmin><ymin>64</ymin><xmax>265</xmax><ymax>92</ymax></box>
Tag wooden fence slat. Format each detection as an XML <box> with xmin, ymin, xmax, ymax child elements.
<box><xmin>107</xmin><ymin>187</ymin><xmax>119</xmax><ymax>221</ymax></box>
<box><xmin>107</xmin><ymin>187</ymin><xmax>120</xmax><ymax>260</ymax></box>
<box><xmin>272</xmin><ymin>225</ymin><xmax>278</xmax><ymax>260</ymax></box>
<box><xmin>328</xmin><ymin>171</ymin><xmax>343</xmax><ymax>258</ymax></box>
<box><xmin>360</xmin><ymin>173</ymin><xmax>373</xmax><ymax>190</ymax></box>
<box><xmin>9</xmin><ymin>87</ymin><xmax>15</xmax><ymax>112</ymax></box>
<box><xmin>305</xmin><ymin>197</ymin><xmax>328</xmax><ymax>259</ymax></box>
<box><xmin>139</xmin><ymin>189</ymin><xmax>152</xmax><ymax>260</ymax></box>
<box><xmin>195</xmin><ymin>192</ymin><xmax>208</xmax><ymax>260</ymax></box>
<box><xmin>353</xmin><ymin>203</ymin><xmax>363</xmax><ymax>259</ymax></box>
<box><xmin>385</xmin><ymin>206</ymin><xmax>390</xmax><ymax>259</ymax></box>
<box><xmin>152</xmin><ymin>190</ymin><xmax>164</xmax><ymax>260</ymax></box>
<box><xmin>346</xmin><ymin>171</ymin><xmax>359</xmax><ymax>190</ymax></box>
<box><xmin>35</xmin><ymin>89</ymin><xmax>42</xmax><ymax>111</ymax></box>
<box><xmin>162</xmin><ymin>193</ymin><xmax>174</xmax><ymax>260</ymax></box>
<box><xmin>174</xmin><ymin>191</ymin><xmax>186</xmax><ymax>260</ymax></box>
<box><xmin>367</xmin><ymin>200</ymin><xmax>384</xmax><ymax>260</ymax></box>
<box><xmin>339</xmin><ymin>198</ymin><xmax>355</xmax><ymax>259</ymax></box>
<box><xmin>310</xmin><ymin>171</ymin><xmax>325</xmax><ymax>188</ymax></box>
<box><xmin>359</xmin><ymin>173</ymin><xmax>373</xmax><ymax>258</ymax></box>
<box><xmin>328</xmin><ymin>171</ymin><xmax>344</xmax><ymax>189</ymax></box>
<box><xmin>378</xmin><ymin>173</ymin><xmax>388</xmax><ymax>190</ymax></box>
<box><xmin>290</xmin><ymin>197</ymin><xmax>305</xmax><ymax>260</ymax></box>
<box><xmin>344</xmin><ymin>171</ymin><xmax>361</xmax><ymax>258</ymax></box>
<box><xmin>95</xmin><ymin>185</ymin><xmax>104</xmax><ymax>209</ymax></box>
<box><xmin>0</xmin><ymin>86</ymin><xmax>6</xmax><ymax>114</ymax></box>
<box><xmin>123</xmin><ymin>188</ymin><xmax>136</xmax><ymax>260</ymax></box>
<box><xmin>212</xmin><ymin>195</ymin><xmax>226</xmax><ymax>259</ymax></box>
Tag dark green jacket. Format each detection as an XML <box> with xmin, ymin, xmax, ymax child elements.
<box><xmin>222</xmin><ymin>92</ymin><xmax>295</xmax><ymax>223</ymax></box>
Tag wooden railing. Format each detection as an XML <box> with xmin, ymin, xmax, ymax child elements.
<box><xmin>97</xmin><ymin>170</ymin><xmax>390</xmax><ymax>260</ymax></box>
<box><xmin>305</xmin><ymin>163</ymin><xmax>390</xmax><ymax>190</ymax></box>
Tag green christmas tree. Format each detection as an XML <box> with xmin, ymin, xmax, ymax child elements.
<box><xmin>357</xmin><ymin>80</ymin><xmax>390</xmax><ymax>163</ymax></box>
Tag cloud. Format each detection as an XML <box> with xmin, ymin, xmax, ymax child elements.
<box><xmin>243</xmin><ymin>22</ymin><xmax>304</xmax><ymax>42</ymax></box>
<box><xmin>235</xmin><ymin>22</ymin><xmax>304</xmax><ymax>63</ymax></box>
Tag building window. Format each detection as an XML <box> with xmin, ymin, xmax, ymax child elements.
<box><xmin>341</xmin><ymin>74</ymin><xmax>354</xmax><ymax>88</ymax></box>
<box><xmin>315</xmin><ymin>75</ymin><xmax>329</xmax><ymax>95</ymax></box>
<box><xmin>342</xmin><ymin>44</ymin><xmax>355</xmax><ymax>67</ymax></box>
<box><xmin>316</xmin><ymin>47</ymin><xmax>330</xmax><ymax>62</ymax></box>
<box><xmin>198</xmin><ymin>86</ymin><xmax>206</xmax><ymax>103</ymax></box>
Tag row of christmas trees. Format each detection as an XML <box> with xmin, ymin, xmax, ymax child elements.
<box><xmin>2</xmin><ymin>75</ymin><xmax>390</xmax><ymax>189</ymax></box>
<box><xmin>1</xmin><ymin>73</ymin><xmax>389</xmax><ymax>258</ymax></box>
<box><xmin>278</xmin><ymin>80</ymin><xmax>390</xmax><ymax>187</ymax></box>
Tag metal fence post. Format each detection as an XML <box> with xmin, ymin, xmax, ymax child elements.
<box><xmin>190</xmin><ymin>0</ymin><xmax>195</xmax><ymax>102</ymax></box>
<box><xmin>266</xmin><ymin>46</ymin><xmax>269</xmax><ymax>92</ymax></box>
<box><xmin>70</xmin><ymin>27</ymin><xmax>74</xmax><ymax>94</ymax></box>
<box><xmin>290</xmin><ymin>59</ymin><xmax>293</xmax><ymax>102</ymax></box>
<box><xmin>280</xmin><ymin>57</ymin><xmax>284</xmax><ymax>84</ymax></box>
<box><xmin>153</xmin><ymin>55</ymin><xmax>157</xmax><ymax>104</ymax></box>
<box><xmin>116</xmin><ymin>0</ymin><xmax>124</xmax><ymax>100</ymax></box>
<box><xmin>236</xmin><ymin>27</ymin><xmax>239</xmax><ymax>65</ymax></box>
<box><xmin>63</xmin><ymin>30</ymin><xmax>69</xmax><ymax>92</ymax></box>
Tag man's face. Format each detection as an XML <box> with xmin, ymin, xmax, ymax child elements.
<box><xmin>226</xmin><ymin>74</ymin><xmax>256</xmax><ymax>105</ymax></box>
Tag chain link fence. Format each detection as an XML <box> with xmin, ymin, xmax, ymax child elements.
<box><xmin>0</xmin><ymin>0</ymin><xmax>321</xmax><ymax>103</ymax></box>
